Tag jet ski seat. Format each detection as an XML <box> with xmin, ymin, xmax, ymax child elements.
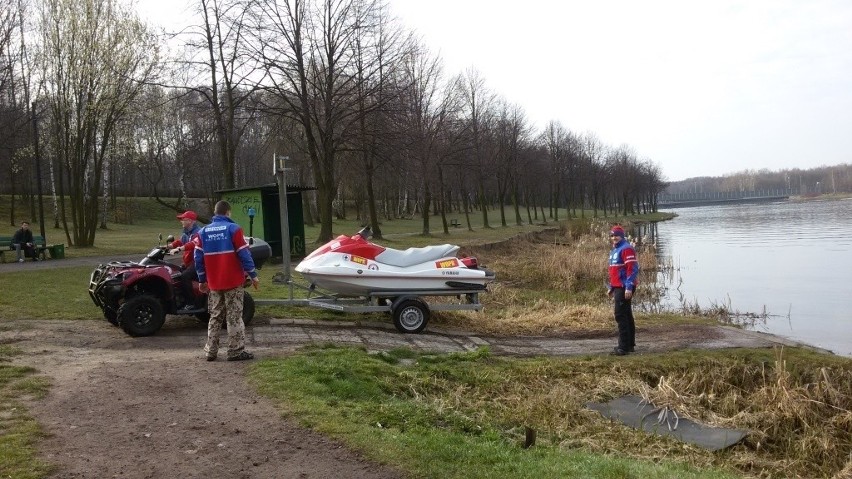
<box><xmin>375</xmin><ymin>244</ymin><xmax>461</xmax><ymax>268</ymax></box>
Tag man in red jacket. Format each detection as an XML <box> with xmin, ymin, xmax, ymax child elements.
<box><xmin>606</xmin><ymin>225</ymin><xmax>639</xmax><ymax>356</ymax></box>
<box><xmin>193</xmin><ymin>201</ymin><xmax>259</xmax><ymax>362</ymax></box>
<box><xmin>169</xmin><ymin>210</ymin><xmax>201</xmax><ymax>311</ymax></box>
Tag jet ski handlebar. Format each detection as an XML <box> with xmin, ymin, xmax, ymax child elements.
<box><xmin>354</xmin><ymin>226</ymin><xmax>372</xmax><ymax>240</ymax></box>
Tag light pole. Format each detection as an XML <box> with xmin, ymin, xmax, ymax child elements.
<box><xmin>274</xmin><ymin>154</ymin><xmax>291</xmax><ymax>282</ymax></box>
<box><xmin>247</xmin><ymin>207</ymin><xmax>255</xmax><ymax>244</ymax></box>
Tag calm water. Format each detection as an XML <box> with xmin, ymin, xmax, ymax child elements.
<box><xmin>649</xmin><ymin>199</ymin><xmax>852</xmax><ymax>357</ymax></box>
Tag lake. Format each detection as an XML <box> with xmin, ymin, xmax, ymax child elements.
<box><xmin>646</xmin><ymin>198</ymin><xmax>852</xmax><ymax>357</ymax></box>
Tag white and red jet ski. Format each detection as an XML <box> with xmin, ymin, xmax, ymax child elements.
<box><xmin>295</xmin><ymin>227</ymin><xmax>495</xmax><ymax>296</ymax></box>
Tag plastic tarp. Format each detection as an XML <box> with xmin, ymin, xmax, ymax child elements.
<box><xmin>586</xmin><ymin>395</ymin><xmax>747</xmax><ymax>451</ymax></box>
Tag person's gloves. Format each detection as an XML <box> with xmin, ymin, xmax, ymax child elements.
<box><xmin>169</xmin><ymin>248</ymin><xmax>181</xmax><ymax>255</ymax></box>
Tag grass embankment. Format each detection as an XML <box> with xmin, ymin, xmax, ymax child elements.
<box><xmin>252</xmin><ymin>346</ymin><xmax>852</xmax><ymax>479</ymax></box>
<box><xmin>2</xmin><ymin>196</ymin><xmax>851</xmax><ymax>478</ymax></box>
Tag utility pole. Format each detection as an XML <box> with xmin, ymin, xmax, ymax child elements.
<box><xmin>32</xmin><ymin>102</ymin><xmax>46</xmax><ymax>239</ymax></box>
<box><xmin>274</xmin><ymin>153</ymin><xmax>291</xmax><ymax>282</ymax></box>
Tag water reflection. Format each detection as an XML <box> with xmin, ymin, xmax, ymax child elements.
<box><xmin>639</xmin><ymin>200</ymin><xmax>852</xmax><ymax>357</ymax></box>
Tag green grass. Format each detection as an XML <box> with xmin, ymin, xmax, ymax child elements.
<box><xmin>0</xmin><ymin>346</ymin><xmax>52</xmax><ymax>479</ymax></box>
<box><xmin>0</xmin><ymin>266</ymin><xmax>98</xmax><ymax>320</ymax></box>
<box><xmin>251</xmin><ymin>345</ymin><xmax>852</xmax><ymax>478</ymax></box>
<box><xmin>7</xmin><ymin>196</ymin><xmax>849</xmax><ymax>478</ymax></box>
<box><xmin>3</xmin><ymin>194</ymin><xmax>650</xmax><ymax>256</ymax></box>
<box><xmin>250</xmin><ymin>346</ymin><xmax>753</xmax><ymax>479</ymax></box>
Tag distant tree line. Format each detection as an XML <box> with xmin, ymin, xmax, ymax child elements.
<box><xmin>665</xmin><ymin>164</ymin><xmax>852</xmax><ymax>196</ymax></box>
<box><xmin>0</xmin><ymin>0</ymin><xmax>664</xmax><ymax>246</ymax></box>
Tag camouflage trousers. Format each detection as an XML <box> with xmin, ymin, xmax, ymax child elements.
<box><xmin>204</xmin><ymin>288</ymin><xmax>246</xmax><ymax>358</ymax></box>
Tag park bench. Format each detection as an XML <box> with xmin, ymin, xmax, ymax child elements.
<box><xmin>0</xmin><ymin>234</ymin><xmax>55</xmax><ymax>262</ymax></box>
<box><xmin>449</xmin><ymin>218</ymin><xmax>461</xmax><ymax>228</ymax></box>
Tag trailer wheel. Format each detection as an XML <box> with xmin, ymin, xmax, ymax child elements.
<box><xmin>392</xmin><ymin>298</ymin><xmax>430</xmax><ymax>333</ymax></box>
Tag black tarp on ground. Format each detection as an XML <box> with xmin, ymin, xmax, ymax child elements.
<box><xmin>586</xmin><ymin>395</ymin><xmax>747</xmax><ymax>451</ymax></box>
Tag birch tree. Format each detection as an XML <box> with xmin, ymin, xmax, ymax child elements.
<box><xmin>39</xmin><ymin>0</ymin><xmax>158</xmax><ymax>246</ymax></box>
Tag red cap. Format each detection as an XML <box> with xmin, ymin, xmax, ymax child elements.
<box><xmin>610</xmin><ymin>226</ymin><xmax>625</xmax><ymax>238</ymax></box>
<box><xmin>176</xmin><ymin>211</ymin><xmax>197</xmax><ymax>221</ymax></box>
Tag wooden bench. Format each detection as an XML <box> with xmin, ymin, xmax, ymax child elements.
<box><xmin>449</xmin><ymin>218</ymin><xmax>461</xmax><ymax>228</ymax></box>
<box><xmin>0</xmin><ymin>234</ymin><xmax>50</xmax><ymax>262</ymax></box>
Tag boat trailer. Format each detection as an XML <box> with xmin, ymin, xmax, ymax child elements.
<box><xmin>254</xmin><ymin>281</ymin><xmax>486</xmax><ymax>334</ymax></box>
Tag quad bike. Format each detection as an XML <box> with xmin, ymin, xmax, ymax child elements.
<box><xmin>88</xmin><ymin>235</ymin><xmax>272</xmax><ymax>337</ymax></box>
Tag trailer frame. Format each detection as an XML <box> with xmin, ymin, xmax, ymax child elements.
<box><xmin>254</xmin><ymin>280</ymin><xmax>486</xmax><ymax>333</ymax></box>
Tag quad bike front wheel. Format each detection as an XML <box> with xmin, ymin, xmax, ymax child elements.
<box><xmin>103</xmin><ymin>308</ymin><xmax>118</xmax><ymax>326</ymax></box>
<box><xmin>194</xmin><ymin>292</ymin><xmax>255</xmax><ymax>327</ymax></box>
<box><xmin>118</xmin><ymin>295</ymin><xmax>166</xmax><ymax>337</ymax></box>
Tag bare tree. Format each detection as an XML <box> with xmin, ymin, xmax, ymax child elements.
<box><xmin>179</xmin><ymin>0</ymin><xmax>264</xmax><ymax>190</ymax></box>
<box><xmin>39</xmin><ymin>0</ymin><xmax>159</xmax><ymax>246</ymax></box>
<box><xmin>457</xmin><ymin>68</ymin><xmax>495</xmax><ymax>229</ymax></box>
<box><xmin>579</xmin><ymin>132</ymin><xmax>608</xmax><ymax>216</ymax></box>
<box><xmin>348</xmin><ymin>4</ymin><xmax>410</xmax><ymax>238</ymax></box>
<box><xmin>252</xmin><ymin>0</ymin><xmax>395</xmax><ymax>242</ymax></box>
<box><xmin>493</xmin><ymin>101</ymin><xmax>530</xmax><ymax>227</ymax></box>
<box><xmin>0</xmin><ymin>0</ymin><xmax>26</xmax><ymax>226</ymax></box>
<box><xmin>540</xmin><ymin>120</ymin><xmax>568</xmax><ymax>222</ymax></box>
<box><xmin>0</xmin><ymin>0</ymin><xmax>17</xmax><ymax>94</ymax></box>
<box><xmin>397</xmin><ymin>41</ymin><xmax>464</xmax><ymax>235</ymax></box>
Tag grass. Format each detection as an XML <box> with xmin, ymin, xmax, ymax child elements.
<box><xmin>0</xmin><ymin>266</ymin><xmax>98</xmax><ymax>320</ymax></box>
<box><xmin>251</xmin><ymin>345</ymin><xmax>852</xmax><ymax>478</ymax></box>
<box><xmin>2</xmin><ymin>194</ymin><xmax>653</xmax><ymax>256</ymax></box>
<box><xmin>3</xmin><ymin>196</ymin><xmax>851</xmax><ymax>478</ymax></box>
<box><xmin>0</xmin><ymin>345</ymin><xmax>52</xmax><ymax>479</ymax></box>
<box><xmin>2</xmin><ymin>196</ymin><xmax>673</xmax><ymax>336</ymax></box>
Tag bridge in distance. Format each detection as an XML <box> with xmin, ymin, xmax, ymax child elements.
<box><xmin>656</xmin><ymin>189</ymin><xmax>797</xmax><ymax>208</ymax></box>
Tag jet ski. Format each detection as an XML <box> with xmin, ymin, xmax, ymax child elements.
<box><xmin>295</xmin><ymin>226</ymin><xmax>496</xmax><ymax>296</ymax></box>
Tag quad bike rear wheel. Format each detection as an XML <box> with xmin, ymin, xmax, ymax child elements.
<box><xmin>118</xmin><ymin>295</ymin><xmax>166</xmax><ymax>337</ymax></box>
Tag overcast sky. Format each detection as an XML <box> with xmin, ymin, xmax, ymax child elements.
<box><xmin>138</xmin><ymin>0</ymin><xmax>852</xmax><ymax>182</ymax></box>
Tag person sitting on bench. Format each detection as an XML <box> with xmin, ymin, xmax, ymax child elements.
<box><xmin>12</xmin><ymin>221</ymin><xmax>39</xmax><ymax>262</ymax></box>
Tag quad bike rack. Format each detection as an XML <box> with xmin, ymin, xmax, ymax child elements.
<box><xmin>254</xmin><ymin>280</ymin><xmax>486</xmax><ymax>334</ymax></box>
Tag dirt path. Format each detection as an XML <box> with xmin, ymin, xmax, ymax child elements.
<box><xmin>5</xmin><ymin>319</ymin><xmax>403</xmax><ymax>479</ymax></box>
<box><xmin>2</xmin><ymin>317</ymin><xmax>814</xmax><ymax>478</ymax></box>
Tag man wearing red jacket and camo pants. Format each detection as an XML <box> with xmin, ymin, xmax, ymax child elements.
<box><xmin>606</xmin><ymin>225</ymin><xmax>639</xmax><ymax>356</ymax></box>
<box><xmin>193</xmin><ymin>201</ymin><xmax>260</xmax><ymax>361</ymax></box>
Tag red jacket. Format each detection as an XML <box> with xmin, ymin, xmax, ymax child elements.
<box><xmin>192</xmin><ymin>215</ymin><xmax>257</xmax><ymax>291</ymax></box>
<box><xmin>608</xmin><ymin>239</ymin><xmax>640</xmax><ymax>292</ymax></box>
<box><xmin>169</xmin><ymin>224</ymin><xmax>201</xmax><ymax>268</ymax></box>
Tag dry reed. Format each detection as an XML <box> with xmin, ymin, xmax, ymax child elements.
<box><xmin>436</xmin><ymin>220</ymin><xmax>658</xmax><ymax>335</ymax></box>
<box><xmin>421</xmin><ymin>221</ymin><xmax>852</xmax><ymax>477</ymax></box>
<box><xmin>404</xmin><ymin>347</ymin><xmax>852</xmax><ymax>478</ymax></box>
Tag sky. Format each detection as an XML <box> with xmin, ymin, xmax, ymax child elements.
<box><xmin>137</xmin><ymin>0</ymin><xmax>852</xmax><ymax>182</ymax></box>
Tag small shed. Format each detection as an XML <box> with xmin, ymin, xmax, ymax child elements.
<box><xmin>217</xmin><ymin>184</ymin><xmax>313</xmax><ymax>258</ymax></box>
